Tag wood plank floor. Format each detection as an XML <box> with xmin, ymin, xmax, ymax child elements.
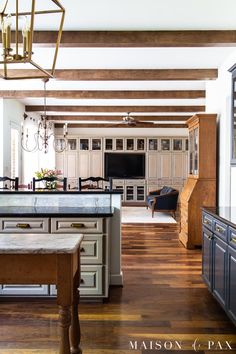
<box><xmin>0</xmin><ymin>223</ymin><xmax>235</xmax><ymax>353</ymax></box>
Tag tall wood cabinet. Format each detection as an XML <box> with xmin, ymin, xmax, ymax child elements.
<box><xmin>179</xmin><ymin>114</ymin><xmax>217</xmax><ymax>249</ymax></box>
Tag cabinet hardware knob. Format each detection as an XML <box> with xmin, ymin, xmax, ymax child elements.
<box><xmin>80</xmin><ymin>247</ymin><xmax>85</xmax><ymax>253</ymax></box>
<box><xmin>16</xmin><ymin>223</ymin><xmax>31</xmax><ymax>229</ymax></box>
<box><xmin>205</xmin><ymin>219</ymin><xmax>210</xmax><ymax>225</ymax></box>
<box><xmin>71</xmin><ymin>223</ymin><xmax>85</xmax><ymax>228</ymax></box>
<box><xmin>232</xmin><ymin>237</ymin><xmax>236</xmax><ymax>243</ymax></box>
<box><xmin>216</xmin><ymin>226</ymin><xmax>223</xmax><ymax>233</ymax></box>
<box><xmin>207</xmin><ymin>235</ymin><xmax>213</xmax><ymax>240</ymax></box>
<box><xmin>80</xmin><ymin>279</ymin><xmax>85</xmax><ymax>284</ymax></box>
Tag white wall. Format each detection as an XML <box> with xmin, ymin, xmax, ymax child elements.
<box><xmin>205</xmin><ymin>48</ymin><xmax>236</xmax><ymax>207</ymax></box>
<box><xmin>0</xmin><ymin>99</ymin><xmax>3</xmax><ymax>176</ymax></box>
<box><xmin>2</xmin><ymin>99</ymin><xmax>24</xmax><ymax>179</ymax></box>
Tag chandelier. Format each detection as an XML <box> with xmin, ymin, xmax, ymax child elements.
<box><xmin>21</xmin><ymin>79</ymin><xmax>68</xmax><ymax>153</ymax></box>
<box><xmin>0</xmin><ymin>0</ymin><xmax>65</xmax><ymax>79</ymax></box>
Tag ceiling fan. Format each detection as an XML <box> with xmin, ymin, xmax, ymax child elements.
<box><xmin>108</xmin><ymin>112</ymin><xmax>155</xmax><ymax>127</ymax></box>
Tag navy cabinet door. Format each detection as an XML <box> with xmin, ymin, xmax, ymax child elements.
<box><xmin>212</xmin><ymin>236</ymin><xmax>227</xmax><ymax>308</ymax></box>
<box><xmin>202</xmin><ymin>227</ymin><xmax>213</xmax><ymax>289</ymax></box>
<box><xmin>228</xmin><ymin>246</ymin><xmax>236</xmax><ymax>325</ymax></box>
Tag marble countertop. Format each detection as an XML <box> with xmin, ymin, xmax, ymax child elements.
<box><xmin>0</xmin><ymin>233</ymin><xmax>83</xmax><ymax>254</ymax></box>
<box><xmin>0</xmin><ymin>190</ymin><xmax>122</xmax><ymax>194</ymax></box>
<box><xmin>203</xmin><ymin>207</ymin><xmax>236</xmax><ymax>228</ymax></box>
<box><xmin>0</xmin><ymin>206</ymin><xmax>114</xmax><ymax>217</ymax></box>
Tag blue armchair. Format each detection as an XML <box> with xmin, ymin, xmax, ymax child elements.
<box><xmin>146</xmin><ymin>186</ymin><xmax>179</xmax><ymax>218</ymax></box>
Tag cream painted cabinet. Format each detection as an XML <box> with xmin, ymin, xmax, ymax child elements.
<box><xmin>147</xmin><ymin>153</ymin><xmax>159</xmax><ymax>179</ymax></box>
<box><xmin>90</xmin><ymin>152</ymin><xmax>103</xmax><ymax>177</ymax></box>
<box><xmin>55</xmin><ymin>152</ymin><xmax>65</xmax><ymax>176</ymax></box>
<box><xmin>66</xmin><ymin>152</ymin><xmax>78</xmax><ymax>179</ymax></box>
<box><xmin>159</xmin><ymin>153</ymin><xmax>172</xmax><ymax>179</ymax></box>
<box><xmin>78</xmin><ymin>151</ymin><xmax>90</xmax><ymax>178</ymax></box>
<box><xmin>172</xmin><ymin>153</ymin><xmax>185</xmax><ymax>179</ymax></box>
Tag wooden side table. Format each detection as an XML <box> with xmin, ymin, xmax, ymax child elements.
<box><xmin>0</xmin><ymin>233</ymin><xmax>83</xmax><ymax>354</ymax></box>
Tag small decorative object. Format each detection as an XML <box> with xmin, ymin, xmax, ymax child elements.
<box><xmin>35</xmin><ymin>168</ymin><xmax>62</xmax><ymax>189</ymax></box>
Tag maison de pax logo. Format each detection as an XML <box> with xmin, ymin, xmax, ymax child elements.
<box><xmin>128</xmin><ymin>338</ymin><xmax>233</xmax><ymax>351</ymax></box>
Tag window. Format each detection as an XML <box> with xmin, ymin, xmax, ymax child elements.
<box><xmin>11</xmin><ymin>128</ymin><xmax>19</xmax><ymax>178</ymax></box>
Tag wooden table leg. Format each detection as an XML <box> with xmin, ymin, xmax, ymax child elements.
<box><xmin>70</xmin><ymin>252</ymin><xmax>82</xmax><ymax>354</ymax></box>
<box><xmin>59</xmin><ymin>305</ymin><xmax>71</xmax><ymax>354</ymax></box>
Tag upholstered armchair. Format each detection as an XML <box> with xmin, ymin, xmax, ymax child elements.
<box><xmin>146</xmin><ymin>186</ymin><xmax>179</xmax><ymax>218</ymax></box>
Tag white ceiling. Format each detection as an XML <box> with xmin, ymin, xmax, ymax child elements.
<box><xmin>2</xmin><ymin>1</ymin><xmax>236</xmax><ymax>125</ymax></box>
<box><xmin>36</xmin><ymin>0</ymin><xmax>236</xmax><ymax>31</ymax></box>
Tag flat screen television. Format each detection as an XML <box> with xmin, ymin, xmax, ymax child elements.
<box><xmin>104</xmin><ymin>153</ymin><xmax>145</xmax><ymax>179</ymax></box>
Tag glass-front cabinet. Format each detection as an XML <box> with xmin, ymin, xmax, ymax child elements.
<box><xmin>126</xmin><ymin>138</ymin><xmax>135</xmax><ymax>151</ymax></box>
<box><xmin>136</xmin><ymin>138</ymin><xmax>145</xmax><ymax>151</ymax></box>
<box><xmin>105</xmin><ymin>138</ymin><xmax>113</xmax><ymax>151</ymax></box>
<box><xmin>189</xmin><ymin>127</ymin><xmax>199</xmax><ymax>175</ymax></box>
<box><xmin>148</xmin><ymin>138</ymin><xmax>158</xmax><ymax>151</ymax></box>
<box><xmin>79</xmin><ymin>138</ymin><xmax>89</xmax><ymax>150</ymax></box>
<box><xmin>161</xmin><ymin>138</ymin><xmax>170</xmax><ymax>151</ymax></box>
<box><xmin>67</xmin><ymin>138</ymin><xmax>77</xmax><ymax>151</ymax></box>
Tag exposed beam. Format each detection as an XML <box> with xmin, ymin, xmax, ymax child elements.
<box><xmin>0</xmin><ymin>90</ymin><xmax>205</xmax><ymax>99</ymax></box>
<box><xmin>4</xmin><ymin>69</ymin><xmax>217</xmax><ymax>81</ymax></box>
<box><xmin>48</xmin><ymin>115</ymin><xmax>190</xmax><ymax>121</ymax></box>
<box><xmin>55</xmin><ymin>123</ymin><xmax>187</xmax><ymax>128</ymax></box>
<box><xmin>26</xmin><ymin>105</ymin><xmax>205</xmax><ymax>113</ymax></box>
<box><xmin>5</xmin><ymin>31</ymin><xmax>236</xmax><ymax>47</ymax></box>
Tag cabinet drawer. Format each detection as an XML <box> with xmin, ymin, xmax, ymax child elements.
<box><xmin>0</xmin><ymin>284</ymin><xmax>49</xmax><ymax>296</ymax></box>
<box><xmin>213</xmin><ymin>220</ymin><xmax>227</xmax><ymax>241</ymax></box>
<box><xmin>51</xmin><ymin>218</ymin><xmax>103</xmax><ymax>234</ymax></box>
<box><xmin>80</xmin><ymin>265</ymin><xmax>103</xmax><ymax>296</ymax></box>
<box><xmin>202</xmin><ymin>213</ymin><xmax>213</xmax><ymax>231</ymax></box>
<box><xmin>229</xmin><ymin>227</ymin><xmax>236</xmax><ymax>249</ymax></box>
<box><xmin>0</xmin><ymin>218</ymin><xmax>49</xmax><ymax>233</ymax></box>
<box><xmin>80</xmin><ymin>234</ymin><xmax>103</xmax><ymax>264</ymax></box>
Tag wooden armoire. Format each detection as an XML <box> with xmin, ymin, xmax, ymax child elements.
<box><xmin>179</xmin><ymin>113</ymin><xmax>217</xmax><ymax>249</ymax></box>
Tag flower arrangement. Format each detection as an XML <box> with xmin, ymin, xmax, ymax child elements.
<box><xmin>35</xmin><ymin>168</ymin><xmax>62</xmax><ymax>189</ymax></box>
<box><xmin>35</xmin><ymin>168</ymin><xmax>62</xmax><ymax>179</ymax></box>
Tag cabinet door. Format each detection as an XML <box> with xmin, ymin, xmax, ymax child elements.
<box><xmin>172</xmin><ymin>153</ymin><xmax>184</xmax><ymax>179</ymax></box>
<box><xmin>228</xmin><ymin>246</ymin><xmax>236</xmax><ymax>324</ymax></box>
<box><xmin>66</xmin><ymin>152</ymin><xmax>77</xmax><ymax>179</ymax></box>
<box><xmin>55</xmin><ymin>152</ymin><xmax>65</xmax><ymax>176</ymax></box>
<box><xmin>78</xmin><ymin>152</ymin><xmax>90</xmax><ymax>178</ymax></box>
<box><xmin>90</xmin><ymin>152</ymin><xmax>103</xmax><ymax>177</ymax></box>
<box><xmin>212</xmin><ymin>236</ymin><xmax>227</xmax><ymax>308</ymax></box>
<box><xmin>147</xmin><ymin>153</ymin><xmax>158</xmax><ymax>179</ymax></box>
<box><xmin>159</xmin><ymin>153</ymin><xmax>172</xmax><ymax>179</ymax></box>
<box><xmin>202</xmin><ymin>227</ymin><xmax>213</xmax><ymax>290</ymax></box>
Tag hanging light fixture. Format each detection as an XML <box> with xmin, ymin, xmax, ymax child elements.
<box><xmin>0</xmin><ymin>0</ymin><xmax>65</xmax><ymax>79</ymax></box>
<box><xmin>21</xmin><ymin>79</ymin><xmax>68</xmax><ymax>153</ymax></box>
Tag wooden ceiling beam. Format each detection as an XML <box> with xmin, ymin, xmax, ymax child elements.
<box><xmin>5</xmin><ymin>31</ymin><xmax>236</xmax><ymax>47</ymax></box>
<box><xmin>0</xmin><ymin>90</ymin><xmax>205</xmax><ymax>99</ymax></box>
<box><xmin>4</xmin><ymin>69</ymin><xmax>217</xmax><ymax>81</ymax></box>
<box><xmin>48</xmin><ymin>115</ymin><xmax>190</xmax><ymax>121</ymax></box>
<box><xmin>26</xmin><ymin>105</ymin><xmax>205</xmax><ymax>113</ymax></box>
<box><xmin>55</xmin><ymin>123</ymin><xmax>187</xmax><ymax>128</ymax></box>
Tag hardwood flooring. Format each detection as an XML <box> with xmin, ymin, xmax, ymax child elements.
<box><xmin>0</xmin><ymin>223</ymin><xmax>235</xmax><ymax>353</ymax></box>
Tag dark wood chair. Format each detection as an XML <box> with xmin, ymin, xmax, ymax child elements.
<box><xmin>78</xmin><ymin>177</ymin><xmax>113</xmax><ymax>191</ymax></box>
<box><xmin>0</xmin><ymin>177</ymin><xmax>19</xmax><ymax>190</ymax></box>
<box><xmin>32</xmin><ymin>177</ymin><xmax>67</xmax><ymax>191</ymax></box>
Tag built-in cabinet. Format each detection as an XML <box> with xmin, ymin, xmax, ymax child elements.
<box><xmin>179</xmin><ymin>114</ymin><xmax>217</xmax><ymax>248</ymax></box>
<box><xmin>202</xmin><ymin>209</ymin><xmax>236</xmax><ymax>326</ymax></box>
<box><xmin>55</xmin><ymin>136</ymin><xmax>189</xmax><ymax>202</ymax></box>
<box><xmin>0</xmin><ymin>217</ymin><xmax>110</xmax><ymax>298</ymax></box>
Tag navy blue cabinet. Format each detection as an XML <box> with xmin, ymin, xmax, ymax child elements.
<box><xmin>212</xmin><ymin>236</ymin><xmax>227</xmax><ymax>308</ymax></box>
<box><xmin>202</xmin><ymin>227</ymin><xmax>213</xmax><ymax>289</ymax></box>
<box><xmin>228</xmin><ymin>246</ymin><xmax>236</xmax><ymax>324</ymax></box>
<box><xmin>202</xmin><ymin>209</ymin><xmax>236</xmax><ymax>326</ymax></box>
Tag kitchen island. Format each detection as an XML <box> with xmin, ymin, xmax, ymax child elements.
<box><xmin>0</xmin><ymin>190</ymin><xmax>123</xmax><ymax>299</ymax></box>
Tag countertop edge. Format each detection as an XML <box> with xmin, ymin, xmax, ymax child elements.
<box><xmin>202</xmin><ymin>207</ymin><xmax>236</xmax><ymax>228</ymax></box>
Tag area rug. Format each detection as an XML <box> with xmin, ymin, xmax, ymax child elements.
<box><xmin>121</xmin><ymin>206</ymin><xmax>177</xmax><ymax>224</ymax></box>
